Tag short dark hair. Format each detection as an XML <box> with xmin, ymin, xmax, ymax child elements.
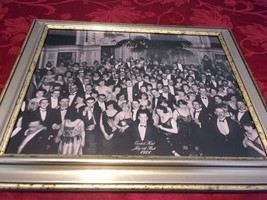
<box><xmin>156</xmin><ymin>105</ymin><xmax>168</xmax><ymax>113</ymax></box>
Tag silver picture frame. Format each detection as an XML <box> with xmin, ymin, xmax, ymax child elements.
<box><xmin>0</xmin><ymin>19</ymin><xmax>267</xmax><ymax>191</ymax></box>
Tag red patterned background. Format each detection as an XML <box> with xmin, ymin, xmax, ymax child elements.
<box><xmin>0</xmin><ymin>0</ymin><xmax>267</xmax><ymax>199</ymax></box>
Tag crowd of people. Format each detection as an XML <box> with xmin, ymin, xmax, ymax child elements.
<box><xmin>5</xmin><ymin>54</ymin><xmax>266</xmax><ymax>157</ymax></box>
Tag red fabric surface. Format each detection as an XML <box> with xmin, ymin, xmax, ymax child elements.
<box><xmin>0</xmin><ymin>0</ymin><xmax>267</xmax><ymax>198</ymax></box>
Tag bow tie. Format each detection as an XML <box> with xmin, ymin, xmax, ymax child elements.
<box><xmin>140</xmin><ymin>124</ymin><xmax>147</xmax><ymax>127</ymax></box>
<box><xmin>40</xmin><ymin>109</ymin><xmax>46</xmax><ymax>112</ymax></box>
<box><xmin>239</xmin><ymin>110</ymin><xmax>246</xmax><ymax>113</ymax></box>
<box><xmin>61</xmin><ymin>108</ymin><xmax>67</xmax><ymax>111</ymax></box>
<box><xmin>219</xmin><ymin>119</ymin><xmax>226</xmax><ymax>122</ymax></box>
<box><xmin>201</xmin><ymin>96</ymin><xmax>207</xmax><ymax>99</ymax></box>
<box><xmin>195</xmin><ymin>110</ymin><xmax>200</xmax><ymax>113</ymax></box>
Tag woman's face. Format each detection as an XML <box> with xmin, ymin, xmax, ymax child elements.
<box><xmin>99</xmin><ymin>80</ymin><xmax>105</xmax><ymax>86</ymax></box>
<box><xmin>119</xmin><ymin>95</ymin><xmax>125</xmax><ymax>101</ymax></box>
<box><xmin>140</xmin><ymin>87</ymin><xmax>147</xmax><ymax>93</ymax></box>
<box><xmin>66</xmin><ymin>72</ymin><xmax>71</xmax><ymax>77</ymax></box>
<box><xmin>183</xmin><ymin>85</ymin><xmax>189</xmax><ymax>91</ymax></box>
<box><xmin>107</xmin><ymin>104</ymin><xmax>114</xmax><ymax>111</ymax></box>
<box><xmin>36</xmin><ymin>91</ymin><xmax>44</xmax><ymax>98</ymax></box>
<box><xmin>57</xmin><ymin>75</ymin><xmax>63</xmax><ymax>81</ymax></box>
<box><xmin>122</xmin><ymin>103</ymin><xmax>129</xmax><ymax>111</ymax></box>
<box><xmin>244</xmin><ymin>125</ymin><xmax>254</xmax><ymax>135</ymax></box>
<box><xmin>215</xmin><ymin>97</ymin><xmax>222</xmax><ymax>104</ymax></box>
<box><xmin>179</xmin><ymin>103</ymin><xmax>187</xmax><ymax>109</ymax></box>
<box><xmin>141</xmin><ymin>94</ymin><xmax>147</xmax><ymax>99</ymax></box>
<box><xmin>156</xmin><ymin>109</ymin><xmax>164</xmax><ymax>116</ymax></box>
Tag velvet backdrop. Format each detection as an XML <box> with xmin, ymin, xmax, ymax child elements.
<box><xmin>1</xmin><ymin>0</ymin><xmax>267</xmax><ymax>199</ymax></box>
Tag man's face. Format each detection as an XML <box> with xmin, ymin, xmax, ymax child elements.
<box><xmin>85</xmin><ymin>85</ymin><xmax>92</xmax><ymax>93</ymax></box>
<box><xmin>200</xmin><ymin>88</ymin><xmax>207</xmax><ymax>96</ymax></box>
<box><xmin>237</xmin><ymin>101</ymin><xmax>246</xmax><ymax>110</ymax></box>
<box><xmin>138</xmin><ymin>113</ymin><xmax>148</xmax><ymax>125</ymax></box>
<box><xmin>163</xmin><ymin>86</ymin><xmax>169</xmax><ymax>93</ymax></box>
<box><xmin>132</xmin><ymin>101</ymin><xmax>139</xmax><ymax>109</ymax></box>
<box><xmin>215</xmin><ymin>108</ymin><xmax>225</xmax><ymax>119</ymax></box>
<box><xmin>69</xmin><ymin>85</ymin><xmax>78</xmax><ymax>94</ymax></box>
<box><xmin>152</xmin><ymin>90</ymin><xmax>159</xmax><ymax>97</ymax></box>
<box><xmin>67</xmin><ymin>77</ymin><xmax>74</xmax><ymax>85</ymax></box>
<box><xmin>86</xmin><ymin>99</ymin><xmax>95</xmax><ymax>108</ymax></box>
<box><xmin>157</xmin><ymin>83</ymin><xmax>163</xmax><ymax>89</ymax></box>
<box><xmin>98</xmin><ymin>95</ymin><xmax>106</xmax><ymax>102</ymax></box>
<box><xmin>52</xmin><ymin>91</ymin><xmax>60</xmax><ymax>98</ymax></box>
<box><xmin>36</xmin><ymin>91</ymin><xmax>45</xmax><ymax>98</ymax></box>
<box><xmin>60</xmin><ymin>98</ymin><xmax>69</xmax><ymax>108</ymax></box>
<box><xmin>215</xmin><ymin>96</ymin><xmax>222</xmax><ymax>104</ymax></box>
<box><xmin>83</xmin><ymin>78</ymin><xmax>90</xmax><ymax>85</ymax></box>
<box><xmin>27</xmin><ymin>121</ymin><xmax>41</xmax><ymax>134</ymax></box>
<box><xmin>168</xmin><ymin>80</ymin><xmax>174</xmax><ymax>86</ymax></box>
<box><xmin>126</xmin><ymin>80</ymin><xmax>133</xmax><ymax>87</ymax></box>
<box><xmin>136</xmin><ymin>76</ymin><xmax>142</xmax><ymax>82</ymax></box>
<box><xmin>193</xmin><ymin>101</ymin><xmax>201</xmax><ymax>110</ymax></box>
<box><xmin>40</xmin><ymin>100</ymin><xmax>49</xmax><ymax>109</ymax></box>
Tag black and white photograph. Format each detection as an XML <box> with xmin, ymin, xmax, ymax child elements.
<box><xmin>4</xmin><ymin>28</ymin><xmax>266</xmax><ymax>158</ymax></box>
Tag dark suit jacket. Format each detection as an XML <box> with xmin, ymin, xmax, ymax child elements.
<box><xmin>5</xmin><ymin>128</ymin><xmax>26</xmax><ymax>153</ymax></box>
<box><xmin>236</xmin><ymin>110</ymin><xmax>252</xmax><ymax>126</ymax></box>
<box><xmin>133</xmin><ymin>81</ymin><xmax>149</xmax><ymax>96</ymax></box>
<box><xmin>81</xmin><ymin>104</ymin><xmax>102</xmax><ymax>129</ymax></box>
<box><xmin>151</xmin><ymin>96</ymin><xmax>164</xmax><ymax>109</ymax></box>
<box><xmin>209</xmin><ymin>117</ymin><xmax>245</xmax><ymax>157</ymax></box>
<box><xmin>48</xmin><ymin>97</ymin><xmax>59</xmax><ymax>109</ymax></box>
<box><xmin>18</xmin><ymin>129</ymin><xmax>50</xmax><ymax>154</ymax></box>
<box><xmin>121</xmin><ymin>87</ymin><xmax>138</xmax><ymax>101</ymax></box>
<box><xmin>30</xmin><ymin>108</ymin><xmax>56</xmax><ymax>130</ymax></box>
<box><xmin>53</xmin><ymin>106</ymin><xmax>77</xmax><ymax>125</ymax></box>
<box><xmin>127</xmin><ymin>122</ymin><xmax>172</xmax><ymax>156</ymax></box>
<box><xmin>192</xmin><ymin>108</ymin><xmax>210</xmax><ymax>131</ymax></box>
<box><xmin>160</xmin><ymin>93</ymin><xmax>176</xmax><ymax>109</ymax></box>
<box><xmin>196</xmin><ymin>95</ymin><xmax>215</xmax><ymax>115</ymax></box>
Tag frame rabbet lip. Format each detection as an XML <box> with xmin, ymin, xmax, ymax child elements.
<box><xmin>0</xmin><ymin>19</ymin><xmax>267</xmax><ymax>191</ymax></box>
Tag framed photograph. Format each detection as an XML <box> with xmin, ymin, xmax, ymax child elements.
<box><xmin>0</xmin><ymin>19</ymin><xmax>267</xmax><ymax>191</ymax></box>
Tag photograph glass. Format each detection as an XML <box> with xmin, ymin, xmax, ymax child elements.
<box><xmin>3</xmin><ymin>28</ymin><xmax>266</xmax><ymax>158</ymax></box>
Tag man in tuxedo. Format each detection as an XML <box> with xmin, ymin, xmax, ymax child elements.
<box><xmin>131</xmin><ymin>100</ymin><xmax>141</xmax><ymax>122</ymax></box>
<box><xmin>209</xmin><ymin>75</ymin><xmax>219</xmax><ymax>90</ymax></box>
<box><xmin>68</xmin><ymin>84</ymin><xmax>80</xmax><ymax>108</ymax></box>
<box><xmin>30</xmin><ymin>98</ymin><xmax>56</xmax><ymax>130</ymax></box>
<box><xmin>95</xmin><ymin>94</ymin><xmax>107</xmax><ymax>111</ymax></box>
<box><xmin>48</xmin><ymin>89</ymin><xmax>60</xmax><ymax>109</ymax></box>
<box><xmin>168</xmin><ymin>79</ymin><xmax>175</xmax><ymax>95</ymax></box>
<box><xmin>52</xmin><ymin>97</ymin><xmax>76</xmax><ymax>130</ymax></box>
<box><xmin>160</xmin><ymin>85</ymin><xmax>175</xmax><ymax>110</ymax></box>
<box><xmin>7</xmin><ymin>120</ymin><xmax>51</xmax><ymax>154</ymax></box>
<box><xmin>81</xmin><ymin>97</ymin><xmax>102</xmax><ymax>154</ymax></box>
<box><xmin>122</xmin><ymin>79</ymin><xmax>136</xmax><ymax>102</ymax></box>
<box><xmin>160</xmin><ymin>73</ymin><xmax>169</xmax><ymax>86</ymax></box>
<box><xmin>176</xmin><ymin>60</ymin><xmax>184</xmax><ymax>72</ymax></box>
<box><xmin>151</xmin><ymin>88</ymin><xmax>163</xmax><ymax>110</ymax></box>
<box><xmin>209</xmin><ymin>105</ymin><xmax>246</xmax><ymax>157</ymax></box>
<box><xmin>133</xmin><ymin>75</ymin><xmax>149</xmax><ymax>93</ymax></box>
<box><xmin>84</xmin><ymin>84</ymin><xmax>93</xmax><ymax>100</ymax></box>
<box><xmin>196</xmin><ymin>87</ymin><xmax>215</xmax><ymax>116</ymax></box>
<box><xmin>40</xmin><ymin>61</ymin><xmax>55</xmax><ymax>78</ymax></box>
<box><xmin>127</xmin><ymin>111</ymin><xmax>173</xmax><ymax>156</ymax></box>
<box><xmin>236</xmin><ymin>100</ymin><xmax>252</xmax><ymax>127</ymax></box>
<box><xmin>191</xmin><ymin>100</ymin><xmax>211</xmax><ymax>155</ymax></box>
<box><xmin>82</xmin><ymin>77</ymin><xmax>91</xmax><ymax>93</ymax></box>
